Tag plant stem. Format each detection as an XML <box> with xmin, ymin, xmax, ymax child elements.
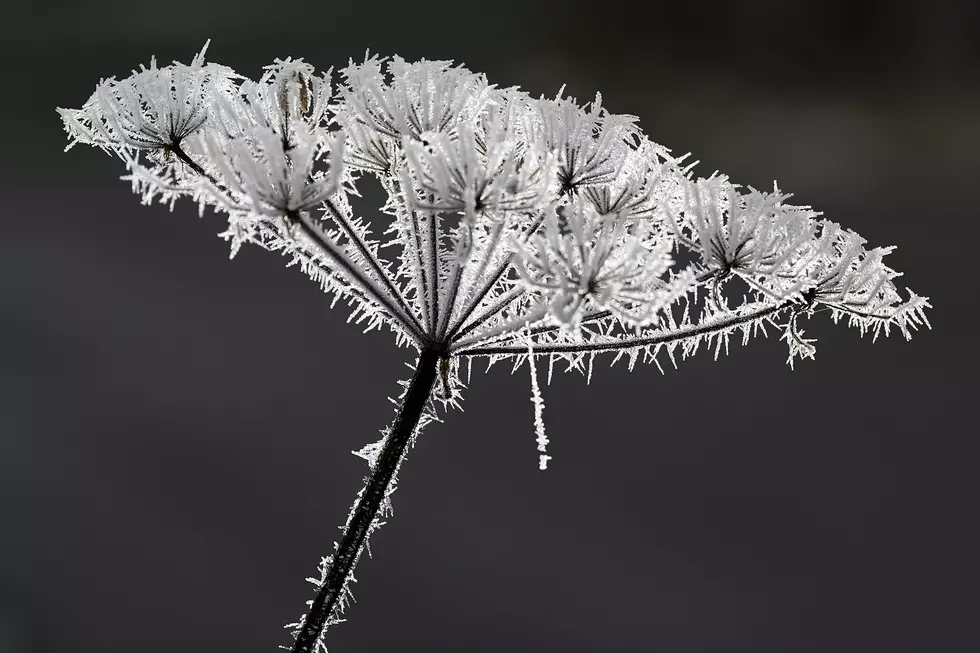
<box><xmin>454</xmin><ymin>300</ymin><xmax>792</xmax><ymax>357</ymax></box>
<box><xmin>291</xmin><ymin>347</ymin><xmax>440</xmax><ymax>653</ymax></box>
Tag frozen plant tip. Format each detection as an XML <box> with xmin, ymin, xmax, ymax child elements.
<box><xmin>59</xmin><ymin>42</ymin><xmax>931</xmax><ymax>653</ymax></box>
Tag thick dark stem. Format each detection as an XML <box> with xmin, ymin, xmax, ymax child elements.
<box><xmin>291</xmin><ymin>347</ymin><xmax>441</xmax><ymax>653</ymax></box>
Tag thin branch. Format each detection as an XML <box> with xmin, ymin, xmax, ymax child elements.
<box><xmin>386</xmin><ymin>175</ymin><xmax>432</xmax><ymax>338</ymax></box>
<box><xmin>450</xmin><ymin>286</ymin><xmax>527</xmax><ymax>343</ymax></box>
<box><xmin>322</xmin><ymin>198</ymin><xmax>427</xmax><ymax>339</ymax></box>
<box><xmin>169</xmin><ymin>142</ymin><xmax>426</xmax><ymax>344</ymax></box>
<box><xmin>436</xmin><ymin>220</ymin><xmax>475</xmax><ymax>341</ymax></box>
<box><xmin>452</xmin><ymin>268</ymin><xmax>720</xmax><ymax>348</ymax></box>
<box><xmin>289</xmin><ymin>210</ymin><xmax>428</xmax><ymax>344</ymax></box>
<box><xmin>454</xmin><ymin>299</ymin><xmax>792</xmax><ymax>357</ymax></box>
<box><xmin>446</xmin><ymin>211</ymin><xmax>547</xmax><ymax>338</ymax></box>
<box><xmin>408</xmin><ymin>206</ymin><xmax>433</xmax><ymax>335</ymax></box>
<box><xmin>428</xmin><ymin>208</ymin><xmax>440</xmax><ymax>335</ymax></box>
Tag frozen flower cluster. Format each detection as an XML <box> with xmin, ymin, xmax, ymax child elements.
<box><xmin>59</xmin><ymin>43</ymin><xmax>930</xmax><ymax>378</ymax></box>
<box><xmin>60</xmin><ymin>42</ymin><xmax>931</xmax><ymax>653</ymax></box>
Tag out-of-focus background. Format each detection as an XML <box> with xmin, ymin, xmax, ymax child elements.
<box><xmin>2</xmin><ymin>1</ymin><xmax>978</xmax><ymax>651</ymax></box>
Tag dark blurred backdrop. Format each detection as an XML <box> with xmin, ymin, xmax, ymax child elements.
<box><xmin>2</xmin><ymin>1</ymin><xmax>978</xmax><ymax>652</ymax></box>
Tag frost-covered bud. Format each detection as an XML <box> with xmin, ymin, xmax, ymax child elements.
<box><xmin>515</xmin><ymin>202</ymin><xmax>694</xmax><ymax>326</ymax></box>
<box><xmin>666</xmin><ymin>175</ymin><xmax>819</xmax><ymax>300</ymax></box>
<box><xmin>338</xmin><ymin>54</ymin><xmax>491</xmax><ymax>142</ymax></box>
<box><xmin>778</xmin><ymin>221</ymin><xmax>930</xmax><ymax>365</ymax></box>
<box><xmin>473</xmin><ymin>88</ymin><xmax>548</xmax><ymax>158</ymax></box>
<box><xmin>230</xmin><ymin>58</ymin><xmax>333</xmax><ymax>146</ymax></box>
<box><xmin>800</xmin><ymin>222</ymin><xmax>910</xmax><ymax>322</ymax></box>
<box><xmin>201</xmin><ymin>121</ymin><xmax>345</xmax><ymax>219</ymax></box>
<box><xmin>335</xmin><ymin>111</ymin><xmax>398</xmax><ymax>175</ymax></box>
<box><xmin>402</xmin><ymin>122</ymin><xmax>558</xmax><ymax>215</ymax></box>
<box><xmin>58</xmin><ymin>41</ymin><xmax>236</xmax><ymax>158</ymax></box>
<box><xmin>537</xmin><ymin>91</ymin><xmax>640</xmax><ymax>195</ymax></box>
<box><xmin>581</xmin><ymin>140</ymin><xmax>668</xmax><ymax>220</ymax></box>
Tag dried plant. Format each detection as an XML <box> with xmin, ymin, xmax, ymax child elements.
<box><xmin>58</xmin><ymin>41</ymin><xmax>931</xmax><ymax>652</ymax></box>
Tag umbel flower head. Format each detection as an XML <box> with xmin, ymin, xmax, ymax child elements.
<box><xmin>665</xmin><ymin>174</ymin><xmax>819</xmax><ymax>308</ymax></box>
<box><xmin>59</xmin><ymin>39</ymin><xmax>932</xmax><ymax>452</ymax></box>
<box><xmin>58</xmin><ymin>40</ymin><xmax>932</xmax><ymax>413</ymax></box>
<box><xmin>57</xmin><ymin>41</ymin><xmax>238</xmax><ymax>160</ymax></box>
<box><xmin>514</xmin><ymin>201</ymin><xmax>695</xmax><ymax>327</ymax></box>
<box><xmin>59</xmin><ymin>43</ymin><xmax>932</xmax><ymax>653</ymax></box>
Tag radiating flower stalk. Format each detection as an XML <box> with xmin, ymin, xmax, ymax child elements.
<box><xmin>58</xmin><ymin>42</ymin><xmax>932</xmax><ymax>652</ymax></box>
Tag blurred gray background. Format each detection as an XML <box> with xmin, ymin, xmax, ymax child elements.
<box><xmin>2</xmin><ymin>1</ymin><xmax>978</xmax><ymax>651</ymax></box>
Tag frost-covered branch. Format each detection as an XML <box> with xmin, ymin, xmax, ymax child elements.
<box><xmin>320</xmin><ymin>198</ymin><xmax>428</xmax><ymax>339</ymax></box>
<box><xmin>455</xmin><ymin>298</ymin><xmax>791</xmax><ymax>359</ymax></box>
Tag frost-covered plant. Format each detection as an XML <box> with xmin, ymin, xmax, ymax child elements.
<box><xmin>58</xmin><ymin>42</ymin><xmax>931</xmax><ymax>653</ymax></box>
